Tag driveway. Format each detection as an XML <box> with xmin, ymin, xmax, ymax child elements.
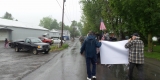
<box><xmin>0</xmin><ymin>42</ymin><xmax>63</xmax><ymax>80</ymax></box>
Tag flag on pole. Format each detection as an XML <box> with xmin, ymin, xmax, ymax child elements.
<box><xmin>100</xmin><ymin>19</ymin><xmax>106</xmax><ymax>30</ymax></box>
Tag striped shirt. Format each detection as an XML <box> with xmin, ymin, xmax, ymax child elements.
<box><xmin>125</xmin><ymin>37</ymin><xmax>144</xmax><ymax>64</ymax></box>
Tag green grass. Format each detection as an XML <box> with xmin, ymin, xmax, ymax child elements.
<box><xmin>144</xmin><ymin>52</ymin><xmax>160</xmax><ymax>60</ymax></box>
<box><xmin>144</xmin><ymin>45</ymin><xmax>160</xmax><ymax>60</ymax></box>
<box><xmin>144</xmin><ymin>44</ymin><xmax>160</xmax><ymax>52</ymax></box>
<box><xmin>50</xmin><ymin>44</ymin><xmax>69</xmax><ymax>52</ymax></box>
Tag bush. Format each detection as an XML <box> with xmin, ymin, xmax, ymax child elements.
<box><xmin>50</xmin><ymin>44</ymin><xmax>69</xmax><ymax>51</ymax></box>
<box><xmin>62</xmin><ymin>44</ymin><xmax>69</xmax><ymax>49</ymax></box>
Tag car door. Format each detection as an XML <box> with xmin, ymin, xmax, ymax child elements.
<box><xmin>24</xmin><ymin>38</ymin><xmax>32</xmax><ymax>50</ymax></box>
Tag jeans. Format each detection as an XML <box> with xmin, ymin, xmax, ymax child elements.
<box><xmin>86</xmin><ymin>57</ymin><xmax>97</xmax><ymax>78</ymax></box>
<box><xmin>128</xmin><ymin>62</ymin><xmax>144</xmax><ymax>80</ymax></box>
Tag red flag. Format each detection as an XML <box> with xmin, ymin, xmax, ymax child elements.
<box><xmin>100</xmin><ymin>19</ymin><xmax>106</xmax><ymax>30</ymax></box>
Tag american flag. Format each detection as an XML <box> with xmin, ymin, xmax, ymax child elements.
<box><xmin>100</xmin><ymin>19</ymin><xmax>106</xmax><ymax>30</ymax></box>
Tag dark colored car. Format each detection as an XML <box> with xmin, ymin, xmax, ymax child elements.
<box><xmin>15</xmin><ymin>37</ymin><xmax>50</xmax><ymax>55</ymax></box>
<box><xmin>9</xmin><ymin>39</ymin><xmax>24</xmax><ymax>48</ymax></box>
<box><xmin>39</xmin><ymin>37</ymin><xmax>53</xmax><ymax>45</ymax></box>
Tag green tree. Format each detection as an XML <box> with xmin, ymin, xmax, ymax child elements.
<box><xmin>77</xmin><ymin>22</ymin><xmax>83</xmax><ymax>35</ymax></box>
<box><xmin>64</xmin><ymin>25</ymin><xmax>70</xmax><ymax>30</ymax></box>
<box><xmin>80</xmin><ymin>0</ymin><xmax>160</xmax><ymax>52</ymax></box>
<box><xmin>67</xmin><ymin>20</ymin><xmax>81</xmax><ymax>38</ymax></box>
<box><xmin>2</xmin><ymin>12</ymin><xmax>14</xmax><ymax>20</ymax></box>
<box><xmin>80</xmin><ymin>0</ymin><xmax>109</xmax><ymax>36</ymax></box>
<box><xmin>50</xmin><ymin>19</ymin><xmax>59</xmax><ymax>29</ymax></box>
<box><xmin>109</xmin><ymin>0</ymin><xmax>160</xmax><ymax>52</ymax></box>
<box><xmin>39</xmin><ymin>16</ymin><xmax>53</xmax><ymax>30</ymax></box>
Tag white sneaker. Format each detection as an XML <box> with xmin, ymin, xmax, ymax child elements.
<box><xmin>87</xmin><ymin>77</ymin><xmax>91</xmax><ymax>80</ymax></box>
<box><xmin>92</xmin><ymin>76</ymin><xmax>96</xmax><ymax>78</ymax></box>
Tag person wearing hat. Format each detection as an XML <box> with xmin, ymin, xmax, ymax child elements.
<box><xmin>125</xmin><ymin>33</ymin><xmax>144</xmax><ymax>80</ymax></box>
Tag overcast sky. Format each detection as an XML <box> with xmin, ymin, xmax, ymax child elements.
<box><xmin>0</xmin><ymin>0</ymin><xmax>82</xmax><ymax>26</ymax></box>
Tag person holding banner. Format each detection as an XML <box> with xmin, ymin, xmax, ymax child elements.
<box><xmin>125</xmin><ymin>33</ymin><xmax>144</xmax><ymax>80</ymax></box>
<box><xmin>80</xmin><ymin>31</ymin><xmax>101</xmax><ymax>80</ymax></box>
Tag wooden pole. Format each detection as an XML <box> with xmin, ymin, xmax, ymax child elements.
<box><xmin>61</xmin><ymin>0</ymin><xmax>65</xmax><ymax>46</ymax></box>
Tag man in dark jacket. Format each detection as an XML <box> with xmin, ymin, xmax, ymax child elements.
<box><xmin>80</xmin><ymin>31</ymin><xmax>101</xmax><ymax>80</ymax></box>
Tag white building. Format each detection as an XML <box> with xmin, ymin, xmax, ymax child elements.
<box><xmin>52</xmin><ymin>29</ymin><xmax>71</xmax><ymax>40</ymax></box>
<box><xmin>0</xmin><ymin>18</ymin><xmax>49</xmax><ymax>41</ymax></box>
<box><xmin>49</xmin><ymin>29</ymin><xmax>60</xmax><ymax>38</ymax></box>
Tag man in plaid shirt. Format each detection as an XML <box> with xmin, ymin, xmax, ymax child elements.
<box><xmin>125</xmin><ymin>33</ymin><xmax>144</xmax><ymax>80</ymax></box>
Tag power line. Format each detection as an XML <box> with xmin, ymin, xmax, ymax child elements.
<box><xmin>55</xmin><ymin>0</ymin><xmax>71</xmax><ymax>25</ymax></box>
<box><xmin>64</xmin><ymin>4</ymin><xmax>72</xmax><ymax>24</ymax></box>
<box><xmin>55</xmin><ymin>0</ymin><xmax>62</xmax><ymax>9</ymax></box>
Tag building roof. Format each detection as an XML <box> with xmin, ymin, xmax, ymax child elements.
<box><xmin>50</xmin><ymin>29</ymin><xmax>59</xmax><ymax>33</ymax></box>
<box><xmin>0</xmin><ymin>27</ymin><xmax>13</xmax><ymax>31</ymax></box>
<box><xmin>0</xmin><ymin>18</ymin><xmax>48</xmax><ymax>31</ymax></box>
<box><xmin>54</xmin><ymin>29</ymin><xmax>70</xmax><ymax>34</ymax></box>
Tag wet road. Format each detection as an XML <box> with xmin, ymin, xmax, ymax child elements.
<box><xmin>0</xmin><ymin>43</ymin><xmax>61</xmax><ymax>80</ymax></box>
<box><xmin>22</xmin><ymin>39</ymin><xmax>117</xmax><ymax>80</ymax></box>
<box><xmin>22</xmin><ymin>38</ymin><xmax>116</xmax><ymax>80</ymax></box>
<box><xmin>1</xmin><ymin>39</ymin><xmax>160</xmax><ymax>80</ymax></box>
<box><xmin>0</xmin><ymin>40</ymin><xmax>89</xmax><ymax>80</ymax></box>
<box><xmin>22</xmin><ymin>40</ymin><xmax>87</xmax><ymax>80</ymax></box>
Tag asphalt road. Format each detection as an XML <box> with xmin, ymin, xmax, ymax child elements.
<box><xmin>0</xmin><ymin>42</ymin><xmax>68</xmax><ymax>80</ymax></box>
<box><xmin>0</xmin><ymin>39</ymin><xmax>126</xmax><ymax>80</ymax></box>
<box><xmin>2</xmin><ymin>39</ymin><xmax>160</xmax><ymax>80</ymax></box>
<box><xmin>21</xmin><ymin>39</ymin><xmax>117</xmax><ymax>80</ymax></box>
<box><xmin>22</xmin><ymin>40</ymin><xmax>87</xmax><ymax>80</ymax></box>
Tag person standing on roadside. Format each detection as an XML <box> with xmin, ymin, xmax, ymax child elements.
<box><xmin>80</xmin><ymin>31</ymin><xmax>101</xmax><ymax>80</ymax></box>
<box><xmin>125</xmin><ymin>33</ymin><xmax>144</xmax><ymax>80</ymax></box>
<box><xmin>4</xmin><ymin>38</ymin><xmax>9</xmax><ymax>48</ymax></box>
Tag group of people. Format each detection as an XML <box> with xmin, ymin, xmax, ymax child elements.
<box><xmin>80</xmin><ymin>31</ymin><xmax>144</xmax><ymax>80</ymax></box>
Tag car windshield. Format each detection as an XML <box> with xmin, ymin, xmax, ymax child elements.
<box><xmin>31</xmin><ymin>38</ymin><xmax>42</xmax><ymax>43</ymax></box>
<box><xmin>13</xmin><ymin>39</ymin><xmax>24</xmax><ymax>42</ymax></box>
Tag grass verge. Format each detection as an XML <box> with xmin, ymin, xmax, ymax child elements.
<box><xmin>50</xmin><ymin>44</ymin><xmax>69</xmax><ymax>52</ymax></box>
<box><xmin>144</xmin><ymin>52</ymin><xmax>160</xmax><ymax>60</ymax></box>
<box><xmin>144</xmin><ymin>45</ymin><xmax>160</xmax><ymax>60</ymax></box>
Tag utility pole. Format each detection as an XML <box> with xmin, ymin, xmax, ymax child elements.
<box><xmin>61</xmin><ymin>0</ymin><xmax>65</xmax><ymax>46</ymax></box>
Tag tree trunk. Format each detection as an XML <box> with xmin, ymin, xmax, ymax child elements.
<box><xmin>148</xmin><ymin>33</ymin><xmax>153</xmax><ymax>52</ymax></box>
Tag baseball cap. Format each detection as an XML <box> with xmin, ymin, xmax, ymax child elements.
<box><xmin>131</xmin><ymin>33</ymin><xmax>139</xmax><ymax>37</ymax></box>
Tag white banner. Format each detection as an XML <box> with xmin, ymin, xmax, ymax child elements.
<box><xmin>100</xmin><ymin>40</ymin><xmax>129</xmax><ymax>64</ymax></box>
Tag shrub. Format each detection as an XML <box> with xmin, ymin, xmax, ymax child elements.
<box><xmin>50</xmin><ymin>44</ymin><xmax>69</xmax><ymax>51</ymax></box>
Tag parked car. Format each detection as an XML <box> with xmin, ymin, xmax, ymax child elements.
<box><xmin>51</xmin><ymin>38</ymin><xmax>65</xmax><ymax>44</ymax></box>
<box><xmin>9</xmin><ymin>39</ymin><xmax>24</xmax><ymax>48</ymax></box>
<box><xmin>15</xmin><ymin>37</ymin><xmax>50</xmax><ymax>55</ymax></box>
<box><xmin>39</xmin><ymin>37</ymin><xmax>53</xmax><ymax>45</ymax></box>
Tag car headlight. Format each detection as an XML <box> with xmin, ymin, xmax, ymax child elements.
<box><xmin>37</xmin><ymin>45</ymin><xmax>42</xmax><ymax>48</ymax></box>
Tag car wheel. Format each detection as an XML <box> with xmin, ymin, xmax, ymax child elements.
<box><xmin>15</xmin><ymin>46</ymin><xmax>19</xmax><ymax>52</ymax></box>
<box><xmin>32</xmin><ymin>48</ymin><xmax>38</xmax><ymax>55</ymax></box>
